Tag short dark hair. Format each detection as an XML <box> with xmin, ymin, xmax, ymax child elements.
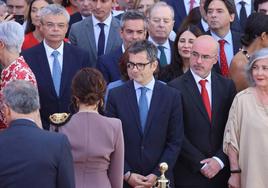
<box><xmin>127</xmin><ymin>40</ymin><xmax>158</xmax><ymax>62</ymax></box>
<box><xmin>120</xmin><ymin>10</ymin><xmax>147</xmax><ymax>30</ymax></box>
<box><xmin>204</xmin><ymin>0</ymin><xmax>236</xmax><ymax>15</ymax></box>
<box><xmin>241</xmin><ymin>12</ymin><xmax>268</xmax><ymax>46</ymax></box>
<box><xmin>71</xmin><ymin>68</ymin><xmax>106</xmax><ymax>109</ymax></box>
<box><xmin>254</xmin><ymin>0</ymin><xmax>268</xmax><ymax>11</ymax></box>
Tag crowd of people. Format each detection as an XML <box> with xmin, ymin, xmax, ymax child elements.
<box><xmin>0</xmin><ymin>0</ymin><xmax>268</xmax><ymax>188</ymax></box>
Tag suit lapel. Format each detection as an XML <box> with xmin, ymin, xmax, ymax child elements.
<box><xmin>85</xmin><ymin>17</ymin><xmax>97</xmax><ymax>59</ymax></box>
<box><xmin>105</xmin><ymin>18</ymin><xmax>117</xmax><ymax>53</ymax></box>
<box><xmin>184</xmin><ymin>71</ymin><xmax>211</xmax><ymax>123</ymax></box>
<box><xmin>60</xmin><ymin>43</ymin><xmax>72</xmax><ymax>97</ymax></box>
<box><xmin>38</xmin><ymin>43</ymin><xmax>58</xmax><ymax>97</ymax></box>
<box><xmin>143</xmin><ymin>81</ymin><xmax>161</xmax><ymax>136</ymax></box>
<box><xmin>211</xmin><ymin>72</ymin><xmax>220</xmax><ymax>125</ymax></box>
<box><xmin>126</xmin><ymin>81</ymin><xmax>143</xmax><ymax>136</ymax></box>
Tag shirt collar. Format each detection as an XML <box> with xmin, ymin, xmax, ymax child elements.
<box><xmin>210</xmin><ymin>30</ymin><xmax>232</xmax><ymax>45</ymax></box>
<box><xmin>92</xmin><ymin>13</ymin><xmax>112</xmax><ymax>27</ymax></box>
<box><xmin>43</xmin><ymin>40</ymin><xmax>64</xmax><ymax>56</ymax></box>
<box><xmin>148</xmin><ymin>36</ymin><xmax>170</xmax><ymax>49</ymax></box>
<box><xmin>234</xmin><ymin>0</ymin><xmax>251</xmax><ymax>5</ymax></box>
<box><xmin>134</xmin><ymin>77</ymin><xmax>155</xmax><ymax>91</ymax></box>
<box><xmin>190</xmin><ymin>69</ymin><xmax>212</xmax><ymax>85</ymax></box>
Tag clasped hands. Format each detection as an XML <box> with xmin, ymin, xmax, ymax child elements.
<box><xmin>127</xmin><ymin>173</ymin><xmax>157</xmax><ymax>188</ymax></box>
<box><xmin>200</xmin><ymin>158</ymin><xmax>221</xmax><ymax>179</ymax></box>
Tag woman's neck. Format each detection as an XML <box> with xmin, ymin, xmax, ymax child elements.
<box><xmin>2</xmin><ymin>52</ymin><xmax>19</xmax><ymax>68</ymax></box>
<box><xmin>78</xmin><ymin>103</ymin><xmax>98</xmax><ymax>113</ymax></box>
<box><xmin>33</xmin><ymin>27</ymin><xmax>43</xmax><ymax>42</ymax></box>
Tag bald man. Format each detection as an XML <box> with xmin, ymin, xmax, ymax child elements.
<box><xmin>169</xmin><ymin>35</ymin><xmax>236</xmax><ymax>188</ymax></box>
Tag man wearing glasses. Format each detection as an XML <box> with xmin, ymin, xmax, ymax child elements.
<box><xmin>169</xmin><ymin>35</ymin><xmax>236</xmax><ymax>188</ymax></box>
<box><xmin>106</xmin><ymin>40</ymin><xmax>184</xmax><ymax>188</ymax></box>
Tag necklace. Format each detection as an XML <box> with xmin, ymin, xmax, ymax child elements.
<box><xmin>239</xmin><ymin>48</ymin><xmax>250</xmax><ymax>60</ymax></box>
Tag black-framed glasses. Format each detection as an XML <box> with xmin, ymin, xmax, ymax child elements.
<box><xmin>127</xmin><ymin>61</ymin><xmax>151</xmax><ymax>70</ymax></box>
<box><xmin>191</xmin><ymin>51</ymin><xmax>216</xmax><ymax>62</ymax></box>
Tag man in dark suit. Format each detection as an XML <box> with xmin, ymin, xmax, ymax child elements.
<box><xmin>147</xmin><ymin>2</ymin><xmax>175</xmax><ymax>67</ymax></box>
<box><xmin>169</xmin><ymin>35</ymin><xmax>236</xmax><ymax>188</ymax></box>
<box><xmin>205</xmin><ymin>0</ymin><xmax>242</xmax><ymax>76</ymax></box>
<box><xmin>69</xmin><ymin>0</ymin><xmax>122</xmax><ymax>67</ymax></box>
<box><xmin>0</xmin><ymin>80</ymin><xmax>75</xmax><ymax>188</ymax></box>
<box><xmin>106</xmin><ymin>40</ymin><xmax>184</xmax><ymax>188</ymax></box>
<box><xmin>97</xmin><ymin>10</ymin><xmax>147</xmax><ymax>84</ymax></box>
<box><xmin>22</xmin><ymin>4</ymin><xmax>91</xmax><ymax>130</ymax></box>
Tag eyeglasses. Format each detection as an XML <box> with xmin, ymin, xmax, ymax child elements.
<box><xmin>42</xmin><ymin>22</ymin><xmax>67</xmax><ymax>29</ymax></box>
<box><xmin>127</xmin><ymin>61</ymin><xmax>151</xmax><ymax>70</ymax></box>
<box><xmin>190</xmin><ymin>51</ymin><xmax>216</xmax><ymax>62</ymax></box>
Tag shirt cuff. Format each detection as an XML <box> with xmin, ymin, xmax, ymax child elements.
<box><xmin>213</xmin><ymin>156</ymin><xmax>224</xmax><ymax>169</ymax></box>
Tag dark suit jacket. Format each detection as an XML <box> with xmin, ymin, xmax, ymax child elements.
<box><xmin>97</xmin><ymin>46</ymin><xmax>123</xmax><ymax>83</ymax></box>
<box><xmin>106</xmin><ymin>80</ymin><xmax>184</xmax><ymax>187</ymax></box>
<box><xmin>22</xmin><ymin>42</ymin><xmax>91</xmax><ymax>129</ymax></box>
<box><xmin>164</xmin><ymin>0</ymin><xmax>187</xmax><ymax>32</ymax></box>
<box><xmin>0</xmin><ymin>119</ymin><xmax>75</xmax><ymax>188</ymax></box>
<box><xmin>206</xmin><ymin>30</ymin><xmax>242</xmax><ymax>75</ymax></box>
<box><xmin>168</xmin><ymin>70</ymin><xmax>236</xmax><ymax>188</ymax></box>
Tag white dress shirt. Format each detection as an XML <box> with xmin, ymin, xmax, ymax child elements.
<box><xmin>43</xmin><ymin>40</ymin><xmax>64</xmax><ymax>76</ymax></box>
<box><xmin>148</xmin><ymin>36</ymin><xmax>172</xmax><ymax>65</ymax></box>
<box><xmin>235</xmin><ymin>0</ymin><xmax>252</xmax><ymax>18</ymax></box>
<box><xmin>92</xmin><ymin>13</ymin><xmax>112</xmax><ymax>53</ymax></box>
<box><xmin>184</xmin><ymin>0</ymin><xmax>200</xmax><ymax>15</ymax></box>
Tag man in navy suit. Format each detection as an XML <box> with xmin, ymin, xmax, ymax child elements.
<box><xmin>169</xmin><ymin>35</ymin><xmax>236</xmax><ymax>188</ymax></box>
<box><xmin>205</xmin><ymin>0</ymin><xmax>242</xmax><ymax>76</ymax></box>
<box><xmin>0</xmin><ymin>80</ymin><xmax>75</xmax><ymax>188</ymax></box>
<box><xmin>147</xmin><ymin>2</ymin><xmax>175</xmax><ymax>67</ymax></box>
<box><xmin>106</xmin><ymin>40</ymin><xmax>184</xmax><ymax>188</ymax></box>
<box><xmin>22</xmin><ymin>4</ymin><xmax>91</xmax><ymax>130</ymax></box>
<box><xmin>97</xmin><ymin>10</ymin><xmax>147</xmax><ymax>84</ymax></box>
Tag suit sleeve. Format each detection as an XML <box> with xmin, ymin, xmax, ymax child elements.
<box><xmin>152</xmin><ymin>90</ymin><xmax>184</xmax><ymax>176</ymax></box>
<box><xmin>57</xmin><ymin>135</ymin><xmax>75</xmax><ymax>188</ymax></box>
<box><xmin>68</xmin><ymin>25</ymin><xmax>77</xmax><ymax>46</ymax></box>
<box><xmin>106</xmin><ymin>91</ymin><xmax>132</xmax><ymax>174</ymax></box>
<box><xmin>108</xmin><ymin>120</ymin><xmax>124</xmax><ymax>188</ymax></box>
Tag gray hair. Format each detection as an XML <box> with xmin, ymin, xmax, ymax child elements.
<box><xmin>127</xmin><ymin>40</ymin><xmax>158</xmax><ymax>62</ymax></box>
<box><xmin>120</xmin><ymin>10</ymin><xmax>147</xmax><ymax>30</ymax></box>
<box><xmin>39</xmin><ymin>4</ymin><xmax>70</xmax><ymax>23</ymax></box>
<box><xmin>147</xmin><ymin>1</ymin><xmax>174</xmax><ymax>20</ymax></box>
<box><xmin>3</xmin><ymin>80</ymin><xmax>40</xmax><ymax>114</ymax></box>
<box><xmin>0</xmin><ymin>21</ymin><xmax>24</xmax><ymax>53</ymax></box>
<box><xmin>246</xmin><ymin>47</ymin><xmax>268</xmax><ymax>86</ymax></box>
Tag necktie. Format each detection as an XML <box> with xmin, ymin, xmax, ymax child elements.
<box><xmin>98</xmin><ymin>23</ymin><xmax>105</xmax><ymax>56</ymax></box>
<box><xmin>52</xmin><ymin>51</ymin><xmax>61</xmax><ymax>97</ymax></box>
<box><xmin>199</xmin><ymin>80</ymin><xmax>211</xmax><ymax>122</ymax></box>
<box><xmin>158</xmin><ymin>46</ymin><xmax>168</xmax><ymax>67</ymax></box>
<box><xmin>139</xmin><ymin>87</ymin><xmax>149</xmax><ymax>132</ymax></box>
<box><xmin>189</xmin><ymin>0</ymin><xmax>195</xmax><ymax>12</ymax></box>
<box><xmin>218</xmin><ymin>39</ymin><xmax>229</xmax><ymax>77</ymax></box>
<box><xmin>239</xmin><ymin>1</ymin><xmax>247</xmax><ymax>31</ymax></box>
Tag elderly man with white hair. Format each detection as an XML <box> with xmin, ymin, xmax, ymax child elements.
<box><xmin>0</xmin><ymin>21</ymin><xmax>36</xmax><ymax>130</ymax></box>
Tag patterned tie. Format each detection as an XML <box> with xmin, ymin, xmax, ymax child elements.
<box><xmin>239</xmin><ymin>1</ymin><xmax>247</xmax><ymax>30</ymax></box>
<box><xmin>158</xmin><ymin>46</ymin><xmax>168</xmax><ymax>67</ymax></box>
<box><xmin>218</xmin><ymin>39</ymin><xmax>229</xmax><ymax>77</ymax></box>
<box><xmin>52</xmin><ymin>51</ymin><xmax>61</xmax><ymax>96</ymax></box>
<box><xmin>139</xmin><ymin>87</ymin><xmax>149</xmax><ymax>132</ymax></box>
<box><xmin>189</xmin><ymin>0</ymin><xmax>195</xmax><ymax>12</ymax></box>
<box><xmin>199</xmin><ymin>80</ymin><xmax>211</xmax><ymax>122</ymax></box>
<box><xmin>98</xmin><ymin>23</ymin><xmax>105</xmax><ymax>56</ymax></box>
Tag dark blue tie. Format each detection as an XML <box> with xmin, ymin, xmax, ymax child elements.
<box><xmin>158</xmin><ymin>45</ymin><xmax>167</xmax><ymax>67</ymax></box>
<box><xmin>98</xmin><ymin>23</ymin><xmax>105</xmax><ymax>56</ymax></box>
<box><xmin>239</xmin><ymin>1</ymin><xmax>247</xmax><ymax>30</ymax></box>
<box><xmin>139</xmin><ymin>87</ymin><xmax>149</xmax><ymax>132</ymax></box>
<box><xmin>51</xmin><ymin>51</ymin><xmax>61</xmax><ymax>97</ymax></box>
